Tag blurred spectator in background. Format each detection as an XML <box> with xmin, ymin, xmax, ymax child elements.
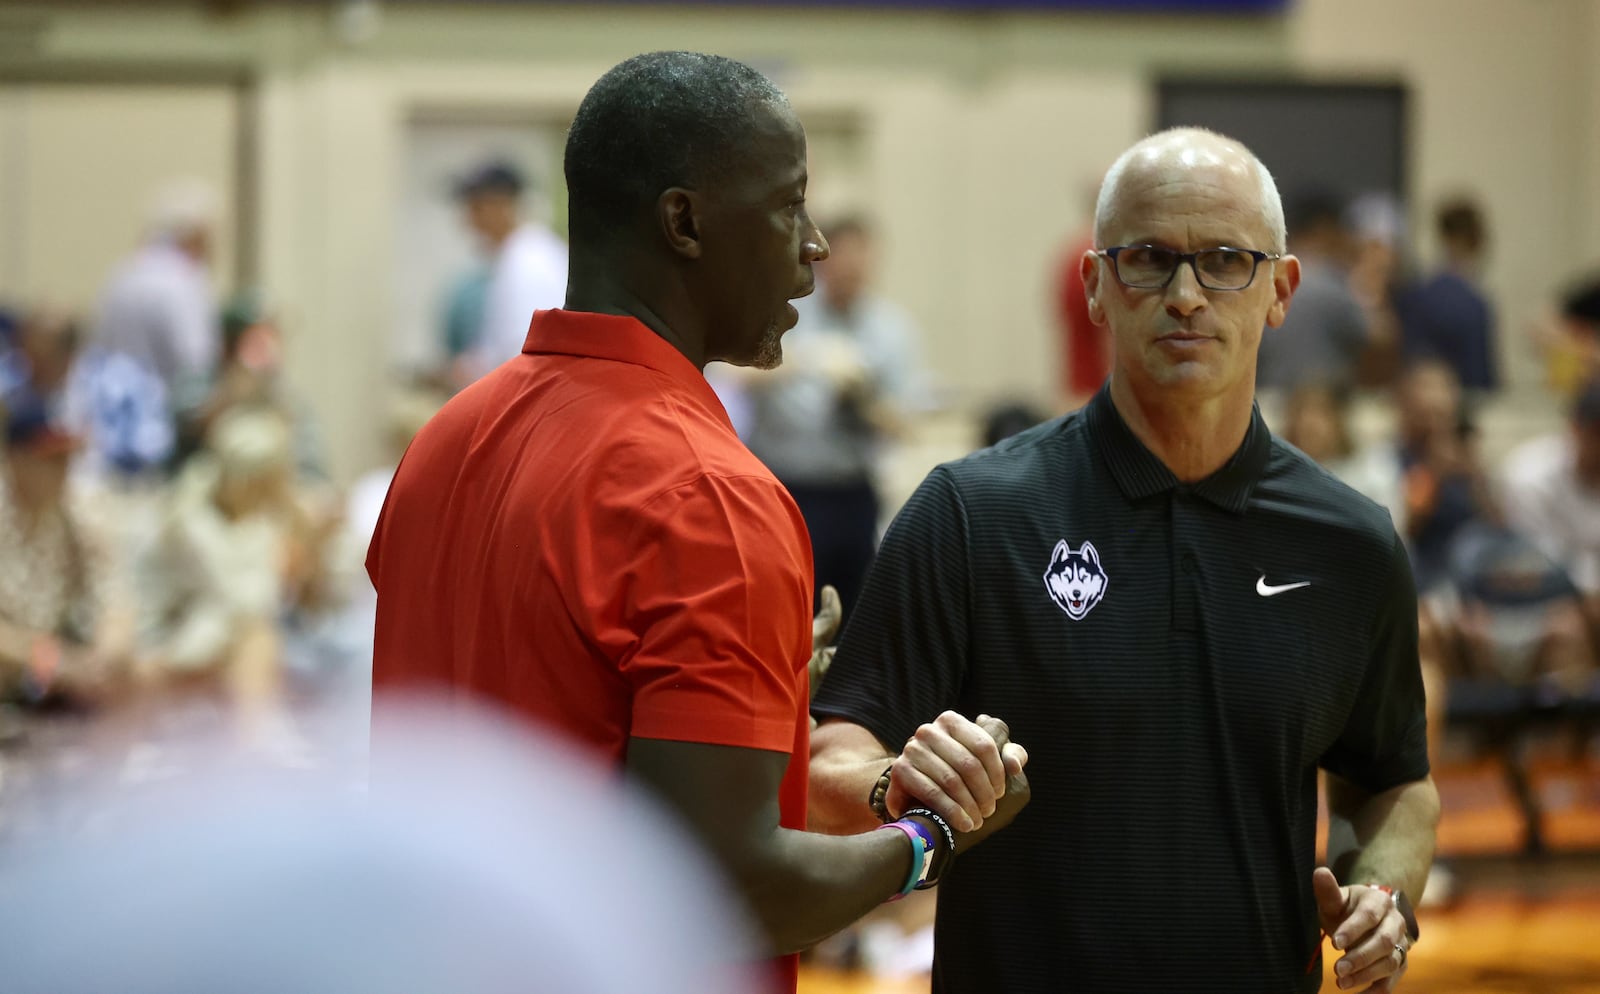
<box><xmin>1393</xmin><ymin>360</ymin><xmax>1493</xmax><ymax>594</ymax></box>
<box><xmin>347</xmin><ymin>388</ymin><xmax>449</xmax><ymax>577</ymax></box>
<box><xmin>0</xmin><ymin>307</ymin><xmax>80</xmax><ymax>402</ymax></box>
<box><xmin>451</xmin><ymin>160</ymin><xmax>568</xmax><ymax>388</ymax></box>
<box><xmin>1396</xmin><ymin>196</ymin><xmax>1498</xmax><ymax>396</ymax></box>
<box><xmin>744</xmin><ymin>215</ymin><xmax>929</xmax><ymax>617</ymax></box>
<box><xmin>1051</xmin><ymin>188</ymin><xmax>1112</xmax><ymax>407</ymax></box>
<box><xmin>980</xmin><ymin>400</ymin><xmax>1049</xmax><ymax>449</ymax></box>
<box><xmin>1333</xmin><ymin>362</ymin><xmax>1493</xmax><ymax>594</ymax></box>
<box><xmin>0</xmin><ymin>388</ymin><xmax>130</xmax><ymax>713</ymax></box>
<box><xmin>1501</xmin><ymin>377</ymin><xmax>1600</xmax><ymax>631</ymax></box>
<box><xmin>1531</xmin><ymin>273</ymin><xmax>1600</xmax><ymax>399</ymax></box>
<box><xmin>90</xmin><ymin>178</ymin><xmax>220</xmax><ymax>402</ymax></box>
<box><xmin>1344</xmin><ymin>192</ymin><xmax>1409</xmax><ymax>388</ymax></box>
<box><xmin>1278</xmin><ymin>382</ymin><xmax>1360</xmax><ymax>478</ymax></box>
<box><xmin>135</xmin><ymin>405</ymin><xmax>351</xmax><ymax>753</ymax></box>
<box><xmin>1255</xmin><ymin>191</ymin><xmax>1371</xmax><ymax>398</ymax></box>
<box><xmin>69</xmin><ymin>179</ymin><xmax>222</xmax><ymax>483</ymax></box>
<box><xmin>438</xmin><ymin>266</ymin><xmax>492</xmax><ymax>381</ymax></box>
<box><xmin>177</xmin><ymin>291</ymin><xmax>329</xmax><ymax>483</ymax></box>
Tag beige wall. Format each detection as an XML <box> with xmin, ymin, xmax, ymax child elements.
<box><xmin>4</xmin><ymin>0</ymin><xmax>1597</xmax><ymax>481</ymax></box>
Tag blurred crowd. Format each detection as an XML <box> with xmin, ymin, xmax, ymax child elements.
<box><xmin>1</xmin><ymin>152</ymin><xmax>1598</xmax><ymax>983</ymax></box>
<box><xmin>0</xmin><ymin>180</ymin><xmax>447</xmax><ymax>773</ymax></box>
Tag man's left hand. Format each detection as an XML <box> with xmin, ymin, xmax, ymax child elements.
<box><xmin>1313</xmin><ymin>866</ymin><xmax>1411</xmax><ymax>992</ymax></box>
<box><xmin>807</xmin><ymin>585</ymin><xmax>842</xmax><ymax>701</ymax></box>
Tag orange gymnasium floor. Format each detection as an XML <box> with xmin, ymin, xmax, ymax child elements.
<box><xmin>800</xmin><ymin>747</ymin><xmax>1600</xmax><ymax>994</ymax></box>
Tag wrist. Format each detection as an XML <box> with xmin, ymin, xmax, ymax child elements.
<box><xmin>876</xmin><ymin>820</ymin><xmax>929</xmax><ymax>901</ymax></box>
<box><xmin>901</xmin><ymin>806</ymin><xmax>957</xmax><ymax>886</ymax></box>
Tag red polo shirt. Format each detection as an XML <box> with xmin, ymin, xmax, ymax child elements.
<box><xmin>368</xmin><ymin>309</ymin><xmax>814</xmax><ymax>988</ymax></box>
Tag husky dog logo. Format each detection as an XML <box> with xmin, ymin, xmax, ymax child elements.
<box><xmin>1044</xmin><ymin>540</ymin><xmax>1107</xmax><ymax>620</ymax></box>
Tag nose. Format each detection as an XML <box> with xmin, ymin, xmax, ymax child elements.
<box><xmin>1164</xmin><ymin>258</ymin><xmax>1208</xmax><ymax>318</ymax></box>
<box><xmin>803</xmin><ymin>220</ymin><xmax>830</xmax><ymax>264</ymax></box>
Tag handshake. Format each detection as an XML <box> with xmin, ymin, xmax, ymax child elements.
<box><xmin>880</xmin><ymin>710</ymin><xmax>1031</xmax><ymax>850</ymax></box>
<box><xmin>810</xmin><ymin>585</ymin><xmax>1031</xmax><ymax>851</ymax></box>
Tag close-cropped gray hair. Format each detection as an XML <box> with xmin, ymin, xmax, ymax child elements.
<box><xmin>1094</xmin><ymin>128</ymin><xmax>1286</xmax><ymax>253</ymax></box>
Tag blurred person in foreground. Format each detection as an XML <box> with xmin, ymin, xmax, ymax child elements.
<box><xmin>0</xmin><ymin>700</ymin><xmax>760</xmax><ymax>994</ymax></box>
<box><xmin>810</xmin><ymin>128</ymin><xmax>1438</xmax><ymax>994</ymax></box>
<box><xmin>0</xmin><ymin>389</ymin><xmax>131</xmax><ymax>715</ymax></box>
<box><xmin>367</xmin><ymin>52</ymin><xmax>1029</xmax><ymax>991</ymax></box>
<box><xmin>450</xmin><ymin>160</ymin><xmax>569</xmax><ymax>387</ymax></box>
<box><xmin>743</xmin><ymin>214</ymin><xmax>931</xmax><ymax>618</ymax></box>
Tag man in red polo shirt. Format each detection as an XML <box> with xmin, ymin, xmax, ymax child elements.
<box><xmin>368</xmin><ymin>52</ymin><xmax>1030</xmax><ymax>988</ymax></box>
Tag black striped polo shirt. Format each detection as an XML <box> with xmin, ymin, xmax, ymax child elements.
<box><xmin>812</xmin><ymin>384</ymin><xmax>1429</xmax><ymax>994</ymax></box>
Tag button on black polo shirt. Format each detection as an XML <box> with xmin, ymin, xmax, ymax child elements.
<box><xmin>812</xmin><ymin>386</ymin><xmax>1430</xmax><ymax>994</ymax></box>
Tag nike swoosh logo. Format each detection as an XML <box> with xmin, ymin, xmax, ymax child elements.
<box><xmin>1257</xmin><ymin>576</ymin><xmax>1311</xmax><ymax>597</ymax></box>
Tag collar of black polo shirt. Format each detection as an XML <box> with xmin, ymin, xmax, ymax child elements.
<box><xmin>1083</xmin><ymin>384</ymin><xmax>1273</xmax><ymax>513</ymax></box>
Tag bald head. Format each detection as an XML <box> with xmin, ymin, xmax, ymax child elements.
<box><xmin>1094</xmin><ymin>128</ymin><xmax>1285</xmax><ymax>254</ymax></box>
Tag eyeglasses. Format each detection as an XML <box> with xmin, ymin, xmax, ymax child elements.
<box><xmin>1096</xmin><ymin>245</ymin><xmax>1281</xmax><ymax>292</ymax></box>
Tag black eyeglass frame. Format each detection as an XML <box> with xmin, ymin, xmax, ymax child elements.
<box><xmin>1095</xmin><ymin>245</ymin><xmax>1283</xmax><ymax>291</ymax></box>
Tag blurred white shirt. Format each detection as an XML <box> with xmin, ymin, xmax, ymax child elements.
<box><xmin>469</xmin><ymin>223</ymin><xmax>568</xmax><ymax>377</ymax></box>
<box><xmin>91</xmin><ymin>239</ymin><xmax>216</xmax><ymax>392</ymax></box>
<box><xmin>1501</xmin><ymin>432</ymin><xmax>1600</xmax><ymax>593</ymax></box>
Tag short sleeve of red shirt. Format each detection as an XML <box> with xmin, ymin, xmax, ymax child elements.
<box><xmin>619</xmin><ymin>471</ymin><xmax>813</xmax><ymax>754</ymax></box>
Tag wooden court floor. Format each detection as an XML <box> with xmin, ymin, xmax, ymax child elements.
<box><xmin>802</xmin><ymin>754</ymin><xmax>1600</xmax><ymax>994</ymax></box>
<box><xmin>801</xmin><ymin>884</ymin><xmax>1600</xmax><ymax>994</ymax></box>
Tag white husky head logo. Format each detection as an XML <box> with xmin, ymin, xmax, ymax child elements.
<box><xmin>1044</xmin><ymin>540</ymin><xmax>1107</xmax><ymax>620</ymax></box>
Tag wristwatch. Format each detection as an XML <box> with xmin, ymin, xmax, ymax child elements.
<box><xmin>1372</xmin><ymin>885</ymin><xmax>1420</xmax><ymax>941</ymax></box>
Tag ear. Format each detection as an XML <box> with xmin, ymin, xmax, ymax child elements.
<box><xmin>1080</xmin><ymin>249</ymin><xmax>1108</xmax><ymax>327</ymax></box>
<box><xmin>1079</xmin><ymin>541</ymin><xmax>1099</xmax><ymax>568</ymax></box>
<box><xmin>1264</xmin><ymin>253</ymin><xmax>1301</xmax><ymax>329</ymax></box>
<box><xmin>1051</xmin><ymin>539</ymin><xmax>1070</xmax><ymax>565</ymax></box>
<box><xmin>658</xmin><ymin>187</ymin><xmax>703</xmax><ymax>260</ymax></box>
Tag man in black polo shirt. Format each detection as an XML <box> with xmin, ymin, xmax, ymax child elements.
<box><xmin>810</xmin><ymin>128</ymin><xmax>1439</xmax><ymax>994</ymax></box>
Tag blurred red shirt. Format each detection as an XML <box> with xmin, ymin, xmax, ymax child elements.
<box><xmin>1057</xmin><ymin>233</ymin><xmax>1112</xmax><ymax>398</ymax></box>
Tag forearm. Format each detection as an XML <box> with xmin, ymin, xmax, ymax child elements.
<box><xmin>810</xmin><ymin>754</ymin><xmax>893</xmax><ymax>835</ymax></box>
<box><xmin>1326</xmin><ymin>773</ymin><xmax>1441</xmax><ymax>903</ymax></box>
<box><xmin>626</xmin><ymin>736</ymin><xmax>927</xmax><ymax>957</ymax></box>
<box><xmin>733</xmin><ymin>823</ymin><xmax>916</xmax><ymax>954</ymax></box>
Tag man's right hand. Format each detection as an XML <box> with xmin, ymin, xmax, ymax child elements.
<box><xmin>886</xmin><ymin>710</ymin><xmax>1029</xmax><ymax>835</ymax></box>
